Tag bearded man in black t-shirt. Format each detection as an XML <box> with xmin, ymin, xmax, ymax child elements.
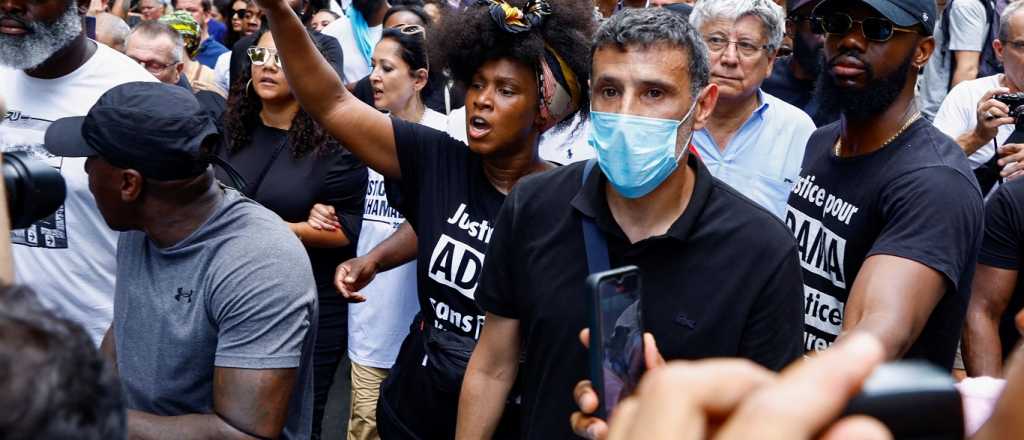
<box><xmin>785</xmin><ymin>0</ymin><xmax>984</xmax><ymax>370</ymax></box>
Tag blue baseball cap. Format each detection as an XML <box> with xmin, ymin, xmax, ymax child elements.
<box><xmin>43</xmin><ymin>82</ymin><xmax>221</xmax><ymax>181</ymax></box>
<box><xmin>814</xmin><ymin>0</ymin><xmax>936</xmax><ymax>36</ymax></box>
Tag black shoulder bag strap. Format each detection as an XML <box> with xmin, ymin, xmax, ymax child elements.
<box><xmin>243</xmin><ymin>138</ymin><xmax>289</xmax><ymax>197</ymax></box>
<box><xmin>581</xmin><ymin>159</ymin><xmax>611</xmax><ymax>275</ymax></box>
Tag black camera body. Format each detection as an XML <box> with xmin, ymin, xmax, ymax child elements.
<box><xmin>994</xmin><ymin>92</ymin><xmax>1024</xmax><ymax>120</ymax></box>
<box><xmin>2</xmin><ymin>152</ymin><xmax>66</xmax><ymax>230</ymax></box>
<box><xmin>994</xmin><ymin>93</ymin><xmax>1024</xmax><ymax>145</ymax></box>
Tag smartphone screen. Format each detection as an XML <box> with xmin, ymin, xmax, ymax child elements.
<box><xmin>588</xmin><ymin>267</ymin><xmax>644</xmax><ymax>416</ymax></box>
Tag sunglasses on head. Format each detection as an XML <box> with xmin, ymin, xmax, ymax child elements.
<box><xmin>247</xmin><ymin>47</ymin><xmax>282</xmax><ymax>68</ymax></box>
<box><xmin>816</xmin><ymin>13</ymin><xmax>917</xmax><ymax>42</ymax></box>
<box><xmin>391</xmin><ymin>23</ymin><xmax>425</xmax><ymax>37</ymax></box>
<box><xmin>232</xmin><ymin>8</ymin><xmax>253</xmax><ymax>19</ymax></box>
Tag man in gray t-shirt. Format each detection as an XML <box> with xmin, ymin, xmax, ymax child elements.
<box><xmin>919</xmin><ymin>0</ymin><xmax>991</xmax><ymax>118</ymax></box>
<box><xmin>42</xmin><ymin>82</ymin><xmax>317</xmax><ymax>440</ymax></box>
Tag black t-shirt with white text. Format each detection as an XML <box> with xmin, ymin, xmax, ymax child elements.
<box><xmin>977</xmin><ymin>177</ymin><xmax>1024</xmax><ymax>358</ymax></box>
<box><xmin>785</xmin><ymin>119</ymin><xmax>984</xmax><ymax>369</ymax></box>
<box><xmin>391</xmin><ymin>118</ymin><xmax>505</xmax><ymax>362</ymax></box>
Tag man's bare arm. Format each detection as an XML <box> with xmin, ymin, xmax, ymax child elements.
<box><xmin>127</xmin><ymin>367</ymin><xmax>297</xmax><ymax>440</ymax></box>
<box><xmin>841</xmin><ymin>255</ymin><xmax>947</xmax><ymax>359</ymax></box>
<box><xmin>963</xmin><ymin>264</ymin><xmax>1018</xmax><ymax>377</ymax></box>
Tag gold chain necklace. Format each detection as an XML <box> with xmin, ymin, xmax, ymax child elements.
<box><xmin>834</xmin><ymin>111</ymin><xmax>922</xmax><ymax>157</ymax></box>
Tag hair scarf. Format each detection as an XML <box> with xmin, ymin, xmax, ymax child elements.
<box><xmin>477</xmin><ymin>0</ymin><xmax>581</xmax><ymax>131</ymax></box>
<box><xmin>347</xmin><ymin>7</ymin><xmax>374</xmax><ymax>67</ymax></box>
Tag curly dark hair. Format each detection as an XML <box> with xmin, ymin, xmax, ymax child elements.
<box><xmin>428</xmin><ymin>0</ymin><xmax>595</xmax><ymax>123</ymax></box>
<box><xmin>224</xmin><ymin>28</ymin><xmax>340</xmax><ymax>158</ymax></box>
<box><xmin>0</xmin><ymin>285</ymin><xmax>124</xmax><ymax>440</ymax></box>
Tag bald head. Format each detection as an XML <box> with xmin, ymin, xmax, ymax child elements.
<box><xmin>95</xmin><ymin>13</ymin><xmax>131</xmax><ymax>53</ymax></box>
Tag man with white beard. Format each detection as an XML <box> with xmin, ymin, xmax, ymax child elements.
<box><xmin>0</xmin><ymin>0</ymin><xmax>153</xmax><ymax>344</ymax></box>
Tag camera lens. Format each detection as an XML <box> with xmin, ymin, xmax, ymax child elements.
<box><xmin>2</xmin><ymin>152</ymin><xmax>66</xmax><ymax>229</ymax></box>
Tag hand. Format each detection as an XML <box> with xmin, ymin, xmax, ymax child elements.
<box><xmin>974</xmin><ymin>88</ymin><xmax>1016</xmax><ymax>144</ymax></box>
<box><xmin>998</xmin><ymin>143</ymin><xmax>1024</xmax><ymax>179</ymax></box>
<box><xmin>308</xmin><ymin>203</ymin><xmax>340</xmax><ymax>232</ymax></box>
<box><xmin>571</xmin><ymin>329</ymin><xmax>665</xmax><ymax>440</ymax></box>
<box><xmin>334</xmin><ymin>256</ymin><xmax>381</xmax><ymax>303</ymax></box>
<box><xmin>605</xmin><ymin>333</ymin><xmax>889</xmax><ymax>440</ymax></box>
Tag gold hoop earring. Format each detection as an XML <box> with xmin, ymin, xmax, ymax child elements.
<box><xmin>245</xmin><ymin>79</ymin><xmax>253</xmax><ymax>98</ymax></box>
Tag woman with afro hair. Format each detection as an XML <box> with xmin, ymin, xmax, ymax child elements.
<box><xmin>253</xmin><ymin>0</ymin><xmax>594</xmax><ymax>437</ymax></box>
<box><xmin>215</xmin><ymin>26</ymin><xmax>368</xmax><ymax>440</ymax></box>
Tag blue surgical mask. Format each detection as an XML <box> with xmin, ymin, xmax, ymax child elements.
<box><xmin>588</xmin><ymin>100</ymin><xmax>698</xmax><ymax>199</ymax></box>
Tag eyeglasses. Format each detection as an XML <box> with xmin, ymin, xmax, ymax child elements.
<box><xmin>232</xmin><ymin>8</ymin><xmax>253</xmax><ymax>19</ymax></box>
<box><xmin>703</xmin><ymin>36</ymin><xmax>770</xmax><ymax>58</ymax></box>
<box><xmin>129</xmin><ymin>56</ymin><xmax>176</xmax><ymax>73</ymax></box>
<box><xmin>391</xmin><ymin>23</ymin><xmax>425</xmax><ymax>37</ymax></box>
<box><xmin>248</xmin><ymin>46</ymin><xmax>282</xmax><ymax>68</ymax></box>
<box><xmin>817</xmin><ymin>13</ymin><xmax>917</xmax><ymax>42</ymax></box>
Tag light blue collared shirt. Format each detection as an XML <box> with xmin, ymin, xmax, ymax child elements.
<box><xmin>693</xmin><ymin>90</ymin><xmax>816</xmax><ymax>218</ymax></box>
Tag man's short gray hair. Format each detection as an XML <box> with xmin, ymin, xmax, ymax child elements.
<box><xmin>1000</xmin><ymin>0</ymin><xmax>1024</xmax><ymax>42</ymax></box>
<box><xmin>592</xmin><ymin>7</ymin><xmax>710</xmax><ymax>98</ymax></box>
<box><xmin>127</xmin><ymin>20</ymin><xmax>184</xmax><ymax>63</ymax></box>
<box><xmin>689</xmin><ymin>0</ymin><xmax>785</xmax><ymax>52</ymax></box>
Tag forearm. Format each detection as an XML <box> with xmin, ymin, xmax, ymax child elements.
<box><xmin>100</xmin><ymin>326</ymin><xmax>117</xmax><ymax>374</ymax></box>
<box><xmin>958</xmin><ymin>130</ymin><xmax>992</xmax><ymax>156</ymax></box>
<box><xmin>366</xmin><ymin>221</ymin><xmax>417</xmax><ymax>272</ymax></box>
<box><xmin>289</xmin><ymin>221</ymin><xmax>349</xmax><ymax>248</ymax></box>
<box><xmin>110</xmin><ymin>0</ymin><xmax>127</xmax><ymax>18</ymax></box>
<box><xmin>127</xmin><ymin>411</ymin><xmax>262</xmax><ymax>440</ymax></box>
<box><xmin>842</xmin><ymin>314</ymin><xmax>918</xmax><ymax>360</ymax></box>
<box><xmin>952</xmin><ymin>67</ymin><xmax>980</xmax><ymax>89</ymax></box>
<box><xmin>455</xmin><ymin>354</ymin><xmax>518</xmax><ymax>440</ymax></box>
<box><xmin>963</xmin><ymin>310</ymin><xmax>1006</xmax><ymax>377</ymax></box>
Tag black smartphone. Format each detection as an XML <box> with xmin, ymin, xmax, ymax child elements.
<box><xmin>843</xmin><ymin>361</ymin><xmax>964</xmax><ymax>439</ymax></box>
<box><xmin>586</xmin><ymin>266</ymin><xmax>644</xmax><ymax>419</ymax></box>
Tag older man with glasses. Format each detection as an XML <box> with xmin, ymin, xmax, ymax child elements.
<box><xmin>689</xmin><ymin>0</ymin><xmax>816</xmax><ymax>219</ymax></box>
<box><xmin>126</xmin><ymin>21</ymin><xmax>186</xmax><ymax>86</ymax></box>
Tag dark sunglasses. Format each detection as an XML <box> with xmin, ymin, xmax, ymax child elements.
<box><xmin>816</xmin><ymin>13</ymin><xmax>916</xmax><ymax>42</ymax></box>
<box><xmin>232</xmin><ymin>8</ymin><xmax>253</xmax><ymax>19</ymax></box>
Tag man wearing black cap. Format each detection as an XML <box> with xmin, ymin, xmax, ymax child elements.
<box><xmin>763</xmin><ymin>0</ymin><xmax>840</xmax><ymax>126</ymax></box>
<box><xmin>785</xmin><ymin>0</ymin><xmax>984</xmax><ymax>370</ymax></box>
<box><xmin>45</xmin><ymin>81</ymin><xmax>318</xmax><ymax>440</ymax></box>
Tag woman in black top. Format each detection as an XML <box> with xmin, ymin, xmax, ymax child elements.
<box><xmin>254</xmin><ymin>0</ymin><xmax>593</xmax><ymax>437</ymax></box>
<box><xmin>218</xmin><ymin>27</ymin><xmax>368</xmax><ymax>440</ymax></box>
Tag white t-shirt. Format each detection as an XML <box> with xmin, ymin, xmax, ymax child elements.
<box><xmin>933</xmin><ymin>74</ymin><xmax>1013</xmax><ymax>169</ymax></box>
<box><xmin>0</xmin><ymin>43</ymin><xmax>155</xmax><ymax>345</ymax></box>
<box><xmin>321</xmin><ymin>12</ymin><xmax>382</xmax><ymax>84</ymax></box>
<box><xmin>445</xmin><ymin>106</ymin><xmax>595</xmax><ymax>164</ymax></box>
<box><xmin>214</xmin><ymin>51</ymin><xmax>231</xmax><ymax>95</ymax></box>
<box><xmin>348</xmin><ymin>108</ymin><xmax>448</xmax><ymax>368</ymax></box>
<box><xmin>919</xmin><ymin>0</ymin><xmax>989</xmax><ymax>119</ymax></box>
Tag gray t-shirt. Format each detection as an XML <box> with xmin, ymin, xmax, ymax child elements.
<box><xmin>919</xmin><ymin>0</ymin><xmax>989</xmax><ymax>119</ymax></box>
<box><xmin>113</xmin><ymin>188</ymin><xmax>317</xmax><ymax>440</ymax></box>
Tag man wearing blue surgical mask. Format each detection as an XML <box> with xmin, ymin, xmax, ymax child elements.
<box><xmin>458</xmin><ymin>8</ymin><xmax>805</xmax><ymax>440</ymax></box>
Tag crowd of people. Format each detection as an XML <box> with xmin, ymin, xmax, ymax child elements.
<box><xmin>8</xmin><ymin>0</ymin><xmax>1024</xmax><ymax>438</ymax></box>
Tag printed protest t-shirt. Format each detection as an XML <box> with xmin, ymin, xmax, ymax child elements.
<box><xmin>0</xmin><ymin>43</ymin><xmax>155</xmax><ymax>344</ymax></box>
<box><xmin>785</xmin><ymin>119</ymin><xmax>984</xmax><ymax>369</ymax></box>
<box><xmin>348</xmin><ymin>108</ymin><xmax>448</xmax><ymax>369</ymax></box>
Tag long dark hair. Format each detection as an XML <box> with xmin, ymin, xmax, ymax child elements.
<box><xmin>223</xmin><ymin>27</ymin><xmax>339</xmax><ymax>158</ymax></box>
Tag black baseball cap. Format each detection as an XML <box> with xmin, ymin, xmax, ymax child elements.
<box><xmin>814</xmin><ymin>0</ymin><xmax>936</xmax><ymax>36</ymax></box>
<box><xmin>789</xmin><ymin>0</ymin><xmax>818</xmax><ymax>13</ymax></box>
<box><xmin>43</xmin><ymin>82</ymin><xmax>221</xmax><ymax>181</ymax></box>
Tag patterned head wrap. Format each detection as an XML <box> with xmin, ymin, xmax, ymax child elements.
<box><xmin>160</xmin><ymin>11</ymin><xmax>201</xmax><ymax>59</ymax></box>
<box><xmin>478</xmin><ymin>0</ymin><xmax>581</xmax><ymax>131</ymax></box>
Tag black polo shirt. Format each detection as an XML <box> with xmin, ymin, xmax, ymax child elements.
<box><xmin>476</xmin><ymin>154</ymin><xmax>805</xmax><ymax>439</ymax></box>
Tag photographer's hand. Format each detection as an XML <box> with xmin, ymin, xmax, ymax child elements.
<box><xmin>962</xmin><ymin>88</ymin><xmax>1015</xmax><ymax>156</ymax></box>
<box><xmin>571</xmin><ymin>329</ymin><xmax>665</xmax><ymax>440</ymax></box>
<box><xmin>998</xmin><ymin>144</ymin><xmax>1024</xmax><ymax>180</ymax></box>
<box><xmin>0</xmin><ymin>103</ymin><xmax>13</xmax><ymax>286</ymax></box>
